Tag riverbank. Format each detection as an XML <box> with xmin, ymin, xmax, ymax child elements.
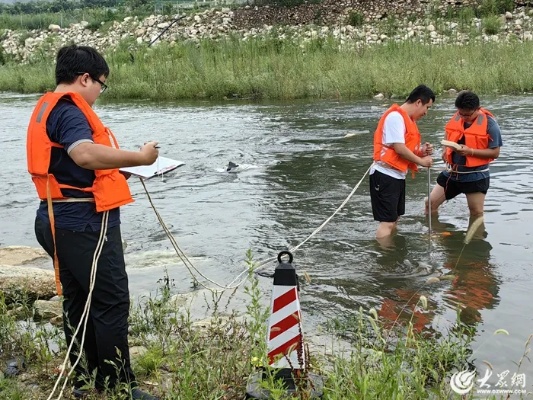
<box><xmin>1</xmin><ymin>2</ymin><xmax>533</xmax><ymax>99</ymax></box>
<box><xmin>0</xmin><ymin>248</ymin><xmax>478</xmax><ymax>399</ymax></box>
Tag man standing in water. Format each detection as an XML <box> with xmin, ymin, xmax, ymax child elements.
<box><xmin>370</xmin><ymin>84</ymin><xmax>435</xmax><ymax>239</ymax></box>
<box><xmin>427</xmin><ymin>90</ymin><xmax>502</xmax><ymax>217</ymax></box>
<box><xmin>26</xmin><ymin>45</ymin><xmax>160</xmax><ymax>399</ymax></box>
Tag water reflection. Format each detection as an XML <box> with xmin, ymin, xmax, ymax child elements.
<box><xmin>372</xmin><ymin>234</ymin><xmax>431</xmax><ymax>332</ymax></box>
<box><xmin>371</xmin><ymin>216</ymin><xmax>501</xmax><ymax>333</ymax></box>
<box><xmin>437</xmin><ymin>217</ymin><xmax>501</xmax><ymax>326</ymax></box>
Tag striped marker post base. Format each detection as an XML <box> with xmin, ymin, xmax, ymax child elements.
<box><xmin>246</xmin><ymin>251</ymin><xmax>323</xmax><ymax>399</ymax></box>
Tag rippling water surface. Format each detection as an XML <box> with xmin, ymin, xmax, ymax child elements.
<box><xmin>1</xmin><ymin>92</ymin><xmax>532</xmax><ymax>383</ymax></box>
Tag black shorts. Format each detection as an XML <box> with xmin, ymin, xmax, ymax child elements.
<box><xmin>436</xmin><ymin>173</ymin><xmax>490</xmax><ymax>200</ymax></box>
<box><xmin>370</xmin><ymin>170</ymin><xmax>406</xmax><ymax>222</ymax></box>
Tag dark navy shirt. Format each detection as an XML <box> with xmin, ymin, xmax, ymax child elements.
<box><xmin>443</xmin><ymin>115</ymin><xmax>503</xmax><ymax>182</ymax></box>
<box><xmin>36</xmin><ymin>98</ymin><xmax>120</xmax><ymax>231</ymax></box>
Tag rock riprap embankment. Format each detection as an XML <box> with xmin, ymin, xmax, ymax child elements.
<box><xmin>1</xmin><ymin>2</ymin><xmax>533</xmax><ymax>63</ymax></box>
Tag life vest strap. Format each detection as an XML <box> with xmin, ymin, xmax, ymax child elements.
<box><xmin>46</xmin><ymin>176</ymin><xmax>62</xmax><ymax>297</ymax></box>
<box><xmin>47</xmin><ymin>198</ymin><xmax>95</xmax><ymax>203</ymax></box>
<box><xmin>445</xmin><ymin>163</ymin><xmax>489</xmax><ymax>174</ymax></box>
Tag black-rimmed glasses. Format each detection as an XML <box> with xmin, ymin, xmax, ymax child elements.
<box><xmin>458</xmin><ymin>109</ymin><xmax>476</xmax><ymax>118</ymax></box>
<box><xmin>76</xmin><ymin>72</ymin><xmax>108</xmax><ymax>93</ymax></box>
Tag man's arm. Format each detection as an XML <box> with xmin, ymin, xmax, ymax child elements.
<box><xmin>69</xmin><ymin>141</ymin><xmax>159</xmax><ymax>170</ymax></box>
<box><xmin>455</xmin><ymin>146</ymin><xmax>500</xmax><ymax>159</ymax></box>
<box><xmin>456</xmin><ymin>116</ymin><xmax>502</xmax><ymax>159</ymax></box>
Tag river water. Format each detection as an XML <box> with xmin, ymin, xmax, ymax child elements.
<box><xmin>1</xmin><ymin>92</ymin><xmax>532</xmax><ymax>390</ymax></box>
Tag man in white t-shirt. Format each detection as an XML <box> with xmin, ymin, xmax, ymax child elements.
<box><xmin>370</xmin><ymin>85</ymin><xmax>435</xmax><ymax>240</ymax></box>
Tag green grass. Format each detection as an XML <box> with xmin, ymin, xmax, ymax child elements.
<box><xmin>1</xmin><ymin>252</ymin><xmax>529</xmax><ymax>399</ymax></box>
<box><xmin>2</xmin><ymin>37</ymin><xmax>533</xmax><ymax>101</ymax></box>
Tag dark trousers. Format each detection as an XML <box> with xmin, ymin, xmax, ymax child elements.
<box><xmin>35</xmin><ymin>217</ymin><xmax>136</xmax><ymax>391</ymax></box>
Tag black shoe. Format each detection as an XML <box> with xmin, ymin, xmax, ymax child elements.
<box><xmin>131</xmin><ymin>388</ymin><xmax>160</xmax><ymax>400</ymax></box>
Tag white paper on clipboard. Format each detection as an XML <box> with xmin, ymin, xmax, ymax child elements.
<box><xmin>120</xmin><ymin>156</ymin><xmax>184</xmax><ymax>179</ymax></box>
<box><xmin>440</xmin><ymin>140</ymin><xmax>462</xmax><ymax>151</ymax></box>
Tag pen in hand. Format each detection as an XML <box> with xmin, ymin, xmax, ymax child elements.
<box><xmin>142</xmin><ymin>142</ymin><xmax>160</xmax><ymax>149</ymax></box>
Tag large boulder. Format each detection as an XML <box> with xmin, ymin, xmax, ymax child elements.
<box><xmin>0</xmin><ymin>246</ymin><xmax>55</xmax><ymax>304</ymax></box>
<box><xmin>0</xmin><ymin>246</ymin><xmax>48</xmax><ymax>266</ymax></box>
<box><xmin>0</xmin><ymin>265</ymin><xmax>56</xmax><ymax>303</ymax></box>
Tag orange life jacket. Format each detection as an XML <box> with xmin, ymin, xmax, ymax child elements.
<box><xmin>444</xmin><ymin>108</ymin><xmax>495</xmax><ymax>167</ymax></box>
<box><xmin>27</xmin><ymin>92</ymin><xmax>133</xmax><ymax>212</ymax></box>
<box><xmin>373</xmin><ymin>104</ymin><xmax>421</xmax><ymax>173</ymax></box>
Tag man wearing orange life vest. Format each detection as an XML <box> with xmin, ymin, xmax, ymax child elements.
<box><xmin>370</xmin><ymin>85</ymin><xmax>435</xmax><ymax>239</ymax></box>
<box><xmin>427</xmin><ymin>91</ymin><xmax>502</xmax><ymax>216</ymax></box>
<box><xmin>27</xmin><ymin>45</ymin><xmax>160</xmax><ymax>399</ymax></box>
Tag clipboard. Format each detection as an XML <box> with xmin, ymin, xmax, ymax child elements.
<box><xmin>120</xmin><ymin>156</ymin><xmax>184</xmax><ymax>179</ymax></box>
<box><xmin>441</xmin><ymin>140</ymin><xmax>462</xmax><ymax>151</ymax></box>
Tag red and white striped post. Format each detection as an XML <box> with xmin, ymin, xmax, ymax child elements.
<box><xmin>246</xmin><ymin>251</ymin><xmax>323</xmax><ymax>399</ymax></box>
<box><xmin>266</xmin><ymin>251</ymin><xmax>304</xmax><ymax>369</ymax></box>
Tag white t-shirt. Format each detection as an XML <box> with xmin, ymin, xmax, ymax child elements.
<box><xmin>370</xmin><ymin>111</ymin><xmax>407</xmax><ymax>180</ymax></box>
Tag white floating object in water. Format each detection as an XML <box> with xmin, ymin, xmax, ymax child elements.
<box><xmin>419</xmin><ymin>295</ymin><xmax>428</xmax><ymax>309</ymax></box>
<box><xmin>493</xmin><ymin>328</ymin><xmax>509</xmax><ymax>335</ymax></box>
<box><xmin>464</xmin><ymin>216</ymin><xmax>484</xmax><ymax>244</ymax></box>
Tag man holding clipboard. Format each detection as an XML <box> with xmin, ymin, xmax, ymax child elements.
<box><xmin>427</xmin><ymin>91</ymin><xmax>502</xmax><ymax>218</ymax></box>
<box><xmin>27</xmin><ymin>44</ymin><xmax>160</xmax><ymax>399</ymax></box>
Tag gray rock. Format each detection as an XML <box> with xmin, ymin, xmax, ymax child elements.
<box><xmin>4</xmin><ymin>357</ymin><xmax>25</xmax><ymax>377</ymax></box>
<box><xmin>33</xmin><ymin>299</ymin><xmax>62</xmax><ymax>320</ymax></box>
<box><xmin>0</xmin><ymin>265</ymin><xmax>55</xmax><ymax>304</ymax></box>
<box><xmin>0</xmin><ymin>246</ymin><xmax>48</xmax><ymax>266</ymax></box>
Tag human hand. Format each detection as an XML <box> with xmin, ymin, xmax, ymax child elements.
<box><xmin>140</xmin><ymin>141</ymin><xmax>159</xmax><ymax>165</ymax></box>
<box><xmin>419</xmin><ymin>155</ymin><xmax>433</xmax><ymax>168</ymax></box>
<box><xmin>455</xmin><ymin>145</ymin><xmax>472</xmax><ymax>157</ymax></box>
<box><xmin>422</xmin><ymin>142</ymin><xmax>434</xmax><ymax>156</ymax></box>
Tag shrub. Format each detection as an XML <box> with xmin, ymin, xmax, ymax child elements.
<box><xmin>347</xmin><ymin>11</ymin><xmax>364</xmax><ymax>27</ymax></box>
<box><xmin>479</xmin><ymin>0</ymin><xmax>515</xmax><ymax>16</ymax></box>
<box><xmin>458</xmin><ymin>6</ymin><xmax>476</xmax><ymax>24</ymax></box>
<box><xmin>483</xmin><ymin>15</ymin><xmax>502</xmax><ymax>35</ymax></box>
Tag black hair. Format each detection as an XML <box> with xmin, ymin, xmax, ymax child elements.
<box><xmin>55</xmin><ymin>45</ymin><xmax>109</xmax><ymax>86</ymax></box>
<box><xmin>455</xmin><ymin>90</ymin><xmax>480</xmax><ymax>110</ymax></box>
<box><xmin>405</xmin><ymin>84</ymin><xmax>436</xmax><ymax>105</ymax></box>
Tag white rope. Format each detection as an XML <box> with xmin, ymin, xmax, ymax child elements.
<box><xmin>253</xmin><ymin>165</ymin><xmax>371</xmax><ymax>272</ymax></box>
<box><xmin>139</xmin><ymin>178</ymin><xmax>245</xmax><ymax>293</ymax></box>
<box><xmin>139</xmin><ymin>165</ymin><xmax>371</xmax><ymax>290</ymax></box>
<box><xmin>47</xmin><ymin>211</ymin><xmax>109</xmax><ymax>400</ymax></box>
<box><xmin>427</xmin><ymin>167</ymin><xmax>432</xmax><ymax>242</ymax></box>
